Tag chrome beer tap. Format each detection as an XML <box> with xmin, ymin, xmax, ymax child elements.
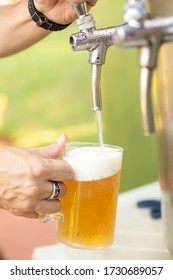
<box><xmin>113</xmin><ymin>0</ymin><xmax>173</xmax><ymax>135</ymax></box>
<box><xmin>70</xmin><ymin>0</ymin><xmax>173</xmax><ymax>131</ymax></box>
<box><xmin>70</xmin><ymin>1</ymin><xmax>156</xmax><ymax>130</ymax></box>
<box><xmin>114</xmin><ymin>0</ymin><xmax>173</xmax><ymax>255</ymax></box>
<box><xmin>70</xmin><ymin>2</ymin><xmax>124</xmax><ymax>112</ymax></box>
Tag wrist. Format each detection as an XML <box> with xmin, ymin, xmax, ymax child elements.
<box><xmin>28</xmin><ymin>0</ymin><xmax>71</xmax><ymax>31</ymax></box>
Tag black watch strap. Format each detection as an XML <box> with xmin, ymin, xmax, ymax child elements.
<box><xmin>28</xmin><ymin>0</ymin><xmax>71</xmax><ymax>31</ymax></box>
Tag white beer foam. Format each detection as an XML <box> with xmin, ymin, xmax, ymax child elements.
<box><xmin>64</xmin><ymin>147</ymin><xmax>123</xmax><ymax>181</ymax></box>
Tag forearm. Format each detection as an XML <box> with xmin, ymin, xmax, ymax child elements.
<box><xmin>0</xmin><ymin>0</ymin><xmax>97</xmax><ymax>57</ymax></box>
<box><xmin>0</xmin><ymin>0</ymin><xmax>50</xmax><ymax>57</ymax></box>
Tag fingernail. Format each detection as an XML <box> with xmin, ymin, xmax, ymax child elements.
<box><xmin>56</xmin><ymin>133</ymin><xmax>68</xmax><ymax>142</ymax></box>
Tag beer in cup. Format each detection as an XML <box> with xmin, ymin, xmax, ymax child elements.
<box><xmin>57</xmin><ymin>142</ymin><xmax>123</xmax><ymax>250</ymax></box>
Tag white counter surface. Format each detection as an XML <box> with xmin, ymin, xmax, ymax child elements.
<box><xmin>32</xmin><ymin>182</ymin><xmax>173</xmax><ymax>260</ymax></box>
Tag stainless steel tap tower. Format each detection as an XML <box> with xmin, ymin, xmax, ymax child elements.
<box><xmin>70</xmin><ymin>1</ymin><xmax>173</xmax><ymax>255</ymax></box>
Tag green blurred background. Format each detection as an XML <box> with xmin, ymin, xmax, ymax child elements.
<box><xmin>0</xmin><ymin>0</ymin><xmax>158</xmax><ymax>192</ymax></box>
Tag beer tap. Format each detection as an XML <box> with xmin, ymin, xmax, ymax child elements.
<box><xmin>114</xmin><ymin>0</ymin><xmax>173</xmax><ymax>135</ymax></box>
<box><xmin>113</xmin><ymin>0</ymin><xmax>173</xmax><ymax>255</ymax></box>
<box><xmin>70</xmin><ymin>2</ymin><xmax>122</xmax><ymax>112</ymax></box>
<box><xmin>114</xmin><ymin>0</ymin><xmax>158</xmax><ymax>135</ymax></box>
<box><xmin>70</xmin><ymin>0</ymin><xmax>173</xmax><ymax>128</ymax></box>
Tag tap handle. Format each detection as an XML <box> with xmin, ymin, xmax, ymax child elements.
<box><xmin>70</xmin><ymin>2</ymin><xmax>87</xmax><ymax>18</ymax></box>
<box><xmin>70</xmin><ymin>2</ymin><xmax>95</xmax><ymax>31</ymax></box>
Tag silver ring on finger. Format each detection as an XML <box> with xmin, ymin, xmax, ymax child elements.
<box><xmin>49</xmin><ymin>181</ymin><xmax>61</xmax><ymax>199</ymax></box>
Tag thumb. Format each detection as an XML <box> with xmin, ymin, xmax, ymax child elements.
<box><xmin>31</xmin><ymin>133</ymin><xmax>68</xmax><ymax>159</ymax></box>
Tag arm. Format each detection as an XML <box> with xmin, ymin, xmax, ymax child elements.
<box><xmin>0</xmin><ymin>0</ymin><xmax>97</xmax><ymax>57</ymax></box>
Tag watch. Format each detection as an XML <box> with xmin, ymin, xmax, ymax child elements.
<box><xmin>28</xmin><ymin>0</ymin><xmax>71</xmax><ymax>31</ymax></box>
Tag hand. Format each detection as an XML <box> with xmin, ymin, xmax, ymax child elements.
<box><xmin>0</xmin><ymin>134</ymin><xmax>74</xmax><ymax>219</ymax></box>
<box><xmin>34</xmin><ymin>0</ymin><xmax>98</xmax><ymax>24</ymax></box>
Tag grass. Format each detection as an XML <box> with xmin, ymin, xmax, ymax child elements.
<box><xmin>0</xmin><ymin>1</ymin><xmax>158</xmax><ymax>192</ymax></box>
<box><xmin>0</xmin><ymin>26</ymin><xmax>95</xmax><ymax>138</ymax></box>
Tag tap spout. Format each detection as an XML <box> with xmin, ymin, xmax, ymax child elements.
<box><xmin>91</xmin><ymin>64</ymin><xmax>102</xmax><ymax>111</ymax></box>
<box><xmin>70</xmin><ymin>25</ymin><xmax>121</xmax><ymax>112</ymax></box>
<box><xmin>138</xmin><ymin>40</ymin><xmax>160</xmax><ymax>134</ymax></box>
<box><xmin>139</xmin><ymin>67</ymin><xmax>154</xmax><ymax>134</ymax></box>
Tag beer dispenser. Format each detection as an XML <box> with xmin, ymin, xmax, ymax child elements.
<box><xmin>69</xmin><ymin>2</ymin><xmax>121</xmax><ymax>112</ymax></box>
<box><xmin>70</xmin><ymin>1</ymin><xmax>173</xmax><ymax>255</ymax></box>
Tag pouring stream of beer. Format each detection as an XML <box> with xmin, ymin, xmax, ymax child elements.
<box><xmin>95</xmin><ymin>110</ymin><xmax>104</xmax><ymax>147</ymax></box>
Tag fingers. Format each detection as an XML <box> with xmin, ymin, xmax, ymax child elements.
<box><xmin>9</xmin><ymin>205</ymin><xmax>58</xmax><ymax>218</ymax></box>
<box><xmin>20</xmin><ymin>182</ymin><xmax>66</xmax><ymax>217</ymax></box>
<box><xmin>37</xmin><ymin>180</ymin><xmax>67</xmax><ymax>217</ymax></box>
<box><xmin>86</xmin><ymin>0</ymin><xmax>97</xmax><ymax>9</ymax></box>
<box><xmin>43</xmin><ymin>158</ymin><xmax>74</xmax><ymax>182</ymax></box>
<box><xmin>36</xmin><ymin>181</ymin><xmax>66</xmax><ymax>215</ymax></box>
<box><xmin>36</xmin><ymin>198</ymin><xmax>62</xmax><ymax>214</ymax></box>
<box><xmin>42</xmin><ymin>181</ymin><xmax>67</xmax><ymax>200</ymax></box>
<box><xmin>21</xmin><ymin>212</ymin><xmax>39</xmax><ymax>219</ymax></box>
<box><xmin>10</xmin><ymin>181</ymin><xmax>67</xmax><ymax>218</ymax></box>
<box><xmin>31</xmin><ymin>133</ymin><xmax>67</xmax><ymax>159</ymax></box>
<box><xmin>30</xmin><ymin>133</ymin><xmax>74</xmax><ymax>181</ymax></box>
